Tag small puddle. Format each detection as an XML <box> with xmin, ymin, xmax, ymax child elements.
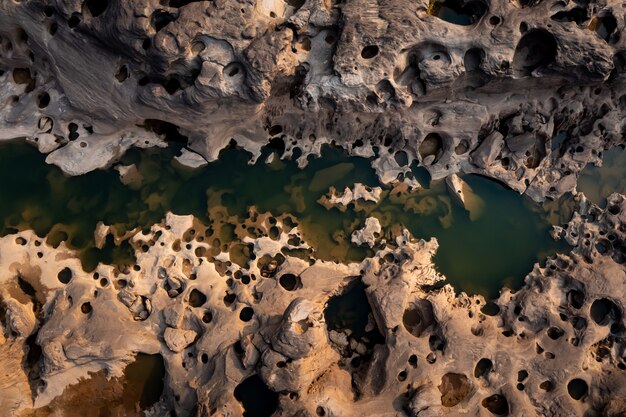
<box><xmin>0</xmin><ymin>140</ymin><xmax>568</xmax><ymax>298</ymax></box>
<box><xmin>578</xmin><ymin>146</ymin><xmax>626</xmax><ymax>205</ymax></box>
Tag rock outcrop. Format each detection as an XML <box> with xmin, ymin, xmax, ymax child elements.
<box><xmin>0</xmin><ymin>192</ymin><xmax>624</xmax><ymax>416</ymax></box>
<box><xmin>0</xmin><ymin>0</ymin><xmax>624</xmax><ymax>200</ymax></box>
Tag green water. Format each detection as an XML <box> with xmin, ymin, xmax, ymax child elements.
<box><xmin>578</xmin><ymin>146</ymin><xmax>626</xmax><ymax>206</ymax></box>
<box><xmin>0</xmin><ymin>140</ymin><xmax>567</xmax><ymax>298</ymax></box>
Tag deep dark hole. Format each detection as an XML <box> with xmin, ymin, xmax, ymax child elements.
<box><xmin>37</xmin><ymin>93</ymin><xmax>50</xmax><ymax>110</ymax></box>
<box><xmin>361</xmin><ymin>45</ymin><xmax>379</xmax><ymax>59</ymax></box>
<box><xmin>152</xmin><ymin>10</ymin><xmax>177</xmax><ymax>32</ymax></box>
<box><xmin>57</xmin><ymin>267</ymin><xmax>73</xmax><ymax>284</ymax></box>
<box><xmin>202</xmin><ymin>311</ymin><xmax>213</xmax><ymax>323</ymax></box>
<box><xmin>68</xmin><ymin>13</ymin><xmax>81</xmax><ymax>28</ymax></box>
<box><xmin>567</xmin><ymin>378</ymin><xmax>588</xmax><ymax>400</ymax></box>
<box><xmin>233</xmin><ymin>375</ymin><xmax>279</xmax><ymax>417</ymax></box>
<box><xmin>85</xmin><ymin>0</ymin><xmax>108</xmax><ymax>17</ymax></box>
<box><xmin>474</xmin><ymin>358</ymin><xmax>493</xmax><ymax>378</ymax></box>
<box><xmin>481</xmin><ymin>394</ymin><xmax>509</xmax><ymax>415</ymax></box>
<box><xmin>189</xmin><ymin>289</ymin><xmax>207</xmax><ymax>307</ymax></box>
<box><xmin>590</xmin><ymin>298</ymin><xmax>620</xmax><ymax>325</ymax></box>
<box><xmin>278</xmin><ymin>273</ymin><xmax>298</xmax><ymax>291</ymax></box>
<box><xmin>25</xmin><ymin>332</ymin><xmax>43</xmax><ymax>371</ymax></box>
<box><xmin>115</xmin><ymin>65</ymin><xmax>129</xmax><ymax>82</ymax></box>
<box><xmin>239</xmin><ymin>306</ymin><xmax>254</xmax><ymax>322</ymax></box>
<box><xmin>550</xmin><ymin>7</ymin><xmax>588</xmax><ymax>24</ymax></box>
<box><xmin>81</xmin><ymin>302</ymin><xmax>92</xmax><ymax>314</ymax></box>
<box><xmin>595</xmin><ymin>14</ymin><xmax>617</xmax><ymax>42</ymax></box>
<box><xmin>143</xmin><ymin>119</ymin><xmax>188</xmax><ymax>144</ymax></box>
<box><xmin>513</xmin><ymin>29</ymin><xmax>557</xmax><ymax>77</ymax></box>
<box><xmin>164</xmin><ymin>77</ymin><xmax>181</xmax><ymax>94</ymax></box>
<box><xmin>286</xmin><ymin>0</ymin><xmax>306</xmax><ymax>9</ymax></box>
<box><xmin>17</xmin><ymin>275</ymin><xmax>36</xmax><ymax>297</ymax></box>
<box><xmin>124</xmin><ymin>353</ymin><xmax>166</xmax><ymax>410</ymax></box>
<box><xmin>325</xmin><ymin>280</ymin><xmax>371</xmax><ymax>339</ymax></box>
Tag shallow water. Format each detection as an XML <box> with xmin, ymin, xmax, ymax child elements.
<box><xmin>578</xmin><ymin>146</ymin><xmax>626</xmax><ymax>206</ymax></box>
<box><xmin>0</xmin><ymin>140</ymin><xmax>568</xmax><ymax>298</ymax></box>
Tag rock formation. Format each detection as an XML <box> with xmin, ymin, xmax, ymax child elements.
<box><xmin>0</xmin><ymin>191</ymin><xmax>624</xmax><ymax>416</ymax></box>
<box><xmin>0</xmin><ymin>0</ymin><xmax>625</xmax><ymax>416</ymax></box>
<box><xmin>0</xmin><ymin>0</ymin><xmax>624</xmax><ymax>199</ymax></box>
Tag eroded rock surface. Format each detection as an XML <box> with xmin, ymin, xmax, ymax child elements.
<box><xmin>0</xmin><ymin>192</ymin><xmax>624</xmax><ymax>416</ymax></box>
<box><xmin>0</xmin><ymin>0</ymin><xmax>624</xmax><ymax>200</ymax></box>
<box><xmin>1</xmin><ymin>0</ymin><xmax>626</xmax><ymax>416</ymax></box>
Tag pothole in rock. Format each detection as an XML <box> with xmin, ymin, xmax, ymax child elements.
<box><xmin>324</xmin><ymin>280</ymin><xmax>385</xmax><ymax>391</ymax></box>
<box><xmin>439</xmin><ymin>373</ymin><xmax>472</xmax><ymax>407</ymax></box>
<box><xmin>513</xmin><ymin>29</ymin><xmax>557</xmax><ymax>77</ymax></box>
<box><xmin>233</xmin><ymin>374</ymin><xmax>279</xmax><ymax>417</ymax></box>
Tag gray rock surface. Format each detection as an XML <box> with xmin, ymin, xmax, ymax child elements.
<box><xmin>0</xmin><ymin>0</ymin><xmax>624</xmax><ymax>199</ymax></box>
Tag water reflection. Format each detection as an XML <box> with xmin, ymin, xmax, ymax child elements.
<box><xmin>0</xmin><ymin>140</ymin><xmax>568</xmax><ymax>297</ymax></box>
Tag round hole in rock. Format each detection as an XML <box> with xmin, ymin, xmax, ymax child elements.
<box><xmin>567</xmin><ymin>378</ymin><xmax>588</xmax><ymax>400</ymax></box>
<box><xmin>394</xmin><ymin>150</ymin><xmax>409</xmax><ymax>167</ymax></box>
<box><xmin>233</xmin><ymin>374</ymin><xmax>278</xmax><ymax>417</ymax></box>
<box><xmin>489</xmin><ymin>15</ymin><xmax>501</xmax><ymax>25</ymax></box>
<box><xmin>481</xmin><ymin>394</ymin><xmax>509</xmax><ymax>415</ymax></box>
<box><xmin>151</xmin><ymin>10</ymin><xmax>176</xmax><ymax>32</ymax></box>
<box><xmin>590</xmin><ymin>298</ymin><xmax>620</xmax><ymax>325</ymax></box>
<box><xmin>44</xmin><ymin>6</ymin><xmax>55</xmax><ymax>16</ymax></box>
<box><xmin>464</xmin><ymin>48</ymin><xmax>484</xmax><ymax>72</ymax></box>
<box><xmin>115</xmin><ymin>65</ymin><xmax>129</xmax><ymax>82</ymax></box>
<box><xmin>547</xmin><ymin>326</ymin><xmax>564</xmax><ymax>340</ymax></box>
<box><xmin>80</xmin><ymin>302</ymin><xmax>92</xmax><ymax>314</ymax></box>
<box><xmin>474</xmin><ymin>358</ymin><xmax>493</xmax><ymax>378</ymax></box>
<box><xmin>279</xmin><ymin>273</ymin><xmax>298</xmax><ymax>291</ymax></box>
<box><xmin>439</xmin><ymin>373</ymin><xmax>471</xmax><ymax>407</ymax></box>
<box><xmin>539</xmin><ymin>380</ymin><xmax>555</xmax><ymax>391</ymax></box>
<box><xmin>201</xmin><ymin>353</ymin><xmax>208</xmax><ymax>363</ymax></box>
<box><xmin>58</xmin><ymin>267</ymin><xmax>73</xmax><ymax>284</ymax></box>
<box><xmin>239</xmin><ymin>306</ymin><xmax>254</xmax><ymax>322</ymax></box>
<box><xmin>402</xmin><ymin>299</ymin><xmax>435</xmax><ymax>337</ymax></box>
<box><xmin>608</xmin><ymin>205</ymin><xmax>621</xmax><ymax>215</ymax></box>
<box><xmin>202</xmin><ymin>311</ymin><xmax>213</xmax><ymax>324</ymax></box>
<box><xmin>513</xmin><ymin>29</ymin><xmax>557</xmax><ymax>77</ymax></box>
<box><xmin>418</xmin><ymin>133</ymin><xmax>444</xmax><ymax>165</ymax></box>
<box><xmin>567</xmin><ymin>289</ymin><xmax>585</xmax><ymax>309</ymax></box>
<box><xmin>188</xmin><ymin>289</ymin><xmax>207</xmax><ymax>307</ymax></box>
<box><xmin>224</xmin><ymin>62</ymin><xmax>243</xmax><ymax>78</ymax></box>
<box><xmin>361</xmin><ymin>45</ymin><xmax>379</xmax><ymax>59</ymax></box>
<box><xmin>68</xmin><ymin>13</ymin><xmax>81</xmax><ymax>28</ymax></box>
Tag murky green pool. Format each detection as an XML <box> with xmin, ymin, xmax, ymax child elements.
<box><xmin>0</xmin><ymin>140</ymin><xmax>568</xmax><ymax>298</ymax></box>
<box><xmin>578</xmin><ymin>146</ymin><xmax>626</xmax><ymax>205</ymax></box>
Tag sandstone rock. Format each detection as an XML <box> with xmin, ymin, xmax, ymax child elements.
<box><xmin>164</xmin><ymin>327</ymin><xmax>197</xmax><ymax>353</ymax></box>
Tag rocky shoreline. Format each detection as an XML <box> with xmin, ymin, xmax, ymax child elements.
<box><xmin>0</xmin><ymin>0</ymin><xmax>625</xmax><ymax>416</ymax></box>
